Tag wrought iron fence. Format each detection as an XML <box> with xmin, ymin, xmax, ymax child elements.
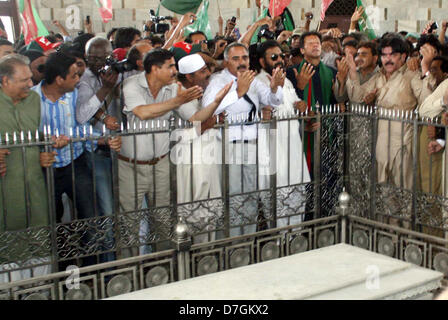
<box><xmin>0</xmin><ymin>104</ymin><xmax>447</xmax><ymax>299</ymax></box>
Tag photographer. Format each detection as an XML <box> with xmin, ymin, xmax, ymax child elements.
<box><xmin>75</xmin><ymin>37</ymin><xmax>122</xmax><ymax>242</ymax></box>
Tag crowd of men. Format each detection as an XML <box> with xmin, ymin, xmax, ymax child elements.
<box><xmin>1</xmin><ymin>6</ymin><xmax>448</xmax><ymax>274</ymax></box>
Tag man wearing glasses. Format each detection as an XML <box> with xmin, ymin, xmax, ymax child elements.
<box><xmin>256</xmin><ymin>40</ymin><xmax>311</xmax><ymax>227</ymax></box>
<box><xmin>75</xmin><ymin>37</ymin><xmax>121</xmax><ymax>262</ymax></box>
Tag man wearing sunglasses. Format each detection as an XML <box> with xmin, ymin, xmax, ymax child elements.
<box><xmin>202</xmin><ymin>42</ymin><xmax>285</xmax><ymax>237</ymax></box>
<box><xmin>256</xmin><ymin>40</ymin><xmax>311</xmax><ymax>227</ymax></box>
<box><xmin>75</xmin><ymin>37</ymin><xmax>122</xmax><ymax>260</ymax></box>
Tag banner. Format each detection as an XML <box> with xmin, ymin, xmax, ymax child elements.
<box><xmin>95</xmin><ymin>0</ymin><xmax>113</xmax><ymax>23</ymax></box>
<box><xmin>184</xmin><ymin>0</ymin><xmax>212</xmax><ymax>40</ymax></box>
<box><xmin>161</xmin><ymin>0</ymin><xmax>203</xmax><ymax>15</ymax></box>
<box><xmin>356</xmin><ymin>0</ymin><xmax>377</xmax><ymax>40</ymax></box>
<box><xmin>269</xmin><ymin>0</ymin><xmax>292</xmax><ymax>18</ymax></box>
<box><xmin>18</xmin><ymin>0</ymin><xmax>49</xmax><ymax>45</ymax></box>
<box><xmin>320</xmin><ymin>0</ymin><xmax>334</xmax><ymax>21</ymax></box>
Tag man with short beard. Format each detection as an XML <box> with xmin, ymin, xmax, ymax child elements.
<box><xmin>349</xmin><ymin>36</ymin><xmax>430</xmax><ymax>228</ymax></box>
<box><xmin>174</xmin><ymin>54</ymin><xmax>232</xmax><ymax>243</ymax></box>
<box><xmin>202</xmin><ymin>42</ymin><xmax>285</xmax><ymax>236</ymax></box>
<box><xmin>255</xmin><ymin>40</ymin><xmax>311</xmax><ymax>227</ymax></box>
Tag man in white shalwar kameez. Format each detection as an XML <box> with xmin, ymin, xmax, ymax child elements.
<box><xmin>256</xmin><ymin>40</ymin><xmax>311</xmax><ymax>227</ymax></box>
<box><xmin>173</xmin><ymin>54</ymin><xmax>233</xmax><ymax>243</ymax></box>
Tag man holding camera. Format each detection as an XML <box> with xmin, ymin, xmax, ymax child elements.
<box><xmin>75</xmin><ymin>37</ymin><xmax>122</xmax><ymax>236</ymax></box>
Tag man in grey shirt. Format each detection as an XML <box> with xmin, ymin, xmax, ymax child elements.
<box><xmin>75</xmin><ymin>36</ymin><xmax>122</xmax><ymax>262</ymax></box>
<box><xmin>120</xmin><ymin>49</ymin><xmax>209</xmax><ymax>254</ymax></box>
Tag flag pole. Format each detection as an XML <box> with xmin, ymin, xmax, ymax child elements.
<box><xmin>217</xmin><ymin>0</ymin><xmax>222</xmax><ymax>17</ymax></box>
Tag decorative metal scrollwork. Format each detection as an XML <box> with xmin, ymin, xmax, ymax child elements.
<box><xmin>261</xmin><ymin>241</ymin><xmax>280</xmax><ymax>261</ymax></box>
<box><xmin>66</xmin><ymin>283</ymin><xmax>92</xmax><ymax>300</ymax></box>
<box><xmin>352</xmin><ymin>230</ymin><xmax>369</xmax><ymax>249</ymax></box>
<box><xmin>290</xmin><ymin>235</ymin><xmax>308</xmax><ymax>254</ymax></box>
<box><xmin>197</xmin><ymin>256</ymin><xmax>218</xmax><ymax>276</ymax></box>
<box><xmin>24</xmin><ymin>292</ymin><xmax>48</xmax><ymax>300</ymax></box>
<box><xmin>317</xmin><ymin>230</ymin><xmax>335</xmax><ymax>248</ymax></box>
<box><xmin>106</xmin><ymin>274</ymin><xmax>132</xmax><ymax>297</ymax></box>
<box><xmin>377</xmin><ymin>237</ymin><xmax>395</xmax><ymax>257</ymax></box>
<box><xmin>230</xmin><ymin>249</ymin><xmax>251</xmax><ymax>269</ymax></box>
<box><xmin>404</xmin><ymin>245</ymin><xmax>423</xmax><ymax>266</ymax></box>
<box><xmin>433</xmin><ymin>253</ymin><xmax>448</xmax><ymax>275</ymax></box>
<box><xmin>145</xmin><ymin>266</ymin><xmax>169</xmax><ymax>288</ymax></box>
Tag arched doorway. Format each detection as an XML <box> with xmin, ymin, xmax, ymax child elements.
<box><xmin>319</xmin><ymin>0</ymin><xmax>357</xmax><ymax>33</ymax></box>
<box><xmin>0</xmin><ymin>0</ymin><xmax>20</xmax><ymax>42</ymax></box>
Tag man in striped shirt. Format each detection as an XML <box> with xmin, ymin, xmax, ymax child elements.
<box><xmin>32</xmin><ymin>52</ymin><xmax>95</xmax><ymax>225</ymax></box>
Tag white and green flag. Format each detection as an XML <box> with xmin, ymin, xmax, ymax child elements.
<box><xmin>356</xmin><ymin>0</ymin><xmax>376</xmax><ymax>40</ymax></box>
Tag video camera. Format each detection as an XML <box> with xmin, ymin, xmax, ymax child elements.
<box><xmin>99</xmin><ymin>56</ymin><xmax>134</xmax><ymax>74</ymax></box>
<box><xmin>148</xmin><ymin>9</ymin><xmax>173</xmax><ymax>34</ymax></box>
<box><xmin>257</xmin><ymin>24</ymin><xmax>275</xmax><ymax>42</ymax></box>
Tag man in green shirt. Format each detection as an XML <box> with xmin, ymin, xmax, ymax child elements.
<box><xmin>0</xmin><ymin>54</ymin><xmax>57</xmax><ymax>280</ymax></box>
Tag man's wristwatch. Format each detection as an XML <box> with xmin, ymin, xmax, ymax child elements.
<box><xmin>99</xmin><ymin>113</ymin><xmax>107</xmax><ymax>122</ymax></box>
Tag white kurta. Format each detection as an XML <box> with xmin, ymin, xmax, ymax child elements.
<box><xmin>172</xmin><ymin>98</ymin><xmax>223</xmax><ymax>243</ymax></box>
<box><xmin>256</xmin><ymin>70</ymin><xmax>311</xmax><ymax>226</ymax></box>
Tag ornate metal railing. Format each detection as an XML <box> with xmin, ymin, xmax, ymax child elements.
<box><xmin>1</xmin><ymin>104</ymin><xmax>447</xmax><ymax>299</ymax></box>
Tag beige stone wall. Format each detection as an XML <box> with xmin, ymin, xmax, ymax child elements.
<box><xmin>33</xmin><ymin>0</ymin><xmax>447</xmax><ymax>39</ymax></box>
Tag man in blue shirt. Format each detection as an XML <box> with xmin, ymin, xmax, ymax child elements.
<box><xmin>32</xmin><ymin>52</ymin><xmax>96</xmax><ymax>226</ymax></box>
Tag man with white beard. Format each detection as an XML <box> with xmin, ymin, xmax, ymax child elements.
<box><xmin>174</xmin><ymin>54</ymin><xmax>232</xmax><ymax>243</ymax></box>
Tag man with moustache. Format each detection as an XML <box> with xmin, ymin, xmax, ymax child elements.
<box><xmin>335</xmin><ymin>41</ymin><xmax>379</xmax><ymax>104</ymax></box>
<box><xmin>202</xmin><ymin>42</ymin><xmax>285</xmax><ymax>236</ymax></box>
<box><xmin>120</xmin><ymin>49</ymin><xmax>210</xmax><ymax>253</ymax></box>
<box><xmin>174</xmin><ymin>54</ymin><xmax>232</xmax><ymax>243</ymax></box>
<box><xmin>0</xmin><ymin>54</ymin><xmax>58</xmax><ymax>282</ymax></box>
<box><xmin>75</xmin><ymin>37</ymin><xmax>122</xmax><ymax>257</ymax></box>
<box><xmin>256</xmin><ymin>40</ymin><xmax>311</xmax><ymax>227</ymax></box>
<box><xmin>348</xmin><ymin>35</ymin><xmax>429</xmax><ymax>227</ymax></box>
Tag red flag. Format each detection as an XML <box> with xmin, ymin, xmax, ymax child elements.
<box><xmin>95</xmin><ymin>0</ymin><xmax>113</xmax><ymax>23</ymax></box>
<box><xmin>320</xmin><ymin>0</ymin><xmax>334</xmax><ymax>21</ymax></box>
<box><xmin>21</xmin><ymin>0</ymin><xmax>39</xmax><ymax>44</ymax></box>
<box><xmin>268</xmin><ymin>0</ymin><xmax>292</xmax><ymax>18</ymax></box>
<box><xmin>34</xmin><ymin>36</ymin><xmax>62</xmax><ymax>51</ymax></box>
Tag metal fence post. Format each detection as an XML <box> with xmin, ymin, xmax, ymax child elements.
<box><xmin>270</xmin><ymin>116</ymin><xmax>277</xmax><ymax>228</ymax></box>
<box><xmin>370</xmin><ymin>106</ymin><xmax>379</xmax><ymax>221</ymax></box>
<box><xmin>172</xmin><ymin>217</ymin><xmax>191</xmax><ymax>281</ymax></box>
<box><xmin>222</xmin><ymin>118</ymin><xmax>230</xmax><ymax>238</ymax></box>
<box><xmin>411</xmin><ymin>110</ymin><xmax>419</xmax><ymax>231</ymax></box>
<box><xmin>336</xmin><ymin>188</ymin><xmax>351</xmax><ymax>244</ymax></box>
<box><xmin>169</xmin><ymin>116</ymin><xmax>178</xmax><ymax>231</ymax></box>
<box><xmin>314</xmin><ymin>105</ymin><xmax>322</xmax><ymax>219</ymax></box>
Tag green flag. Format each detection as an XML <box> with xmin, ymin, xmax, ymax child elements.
<box><xmin>250</xmin><ymin>8</ymin><xmax>268</xmax><ymax>45</ymax></box>
<box><xmin>184</xmin><ymin>0</ymin><xmax>212</xmax><ymax>40</ymax></box>
<box><xmin>161</xmin><ymin>0</ymin><xmax>203</xmax><ymax>15</ymax></box>
<box><xmin>282</xmin><ymin>7</ymin><xmax>295</xmax><ymax>31</ymax></box>
<box><xmin>356</xmin><ymin>0</ymin><xmax>376</xmax><ymax>40</ymax></box>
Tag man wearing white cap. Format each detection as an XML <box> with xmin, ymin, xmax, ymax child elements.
<box><xmin>173</xmin><ymin>54</ymin><xmax>232</xmax><ymax>243</ymax></box>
